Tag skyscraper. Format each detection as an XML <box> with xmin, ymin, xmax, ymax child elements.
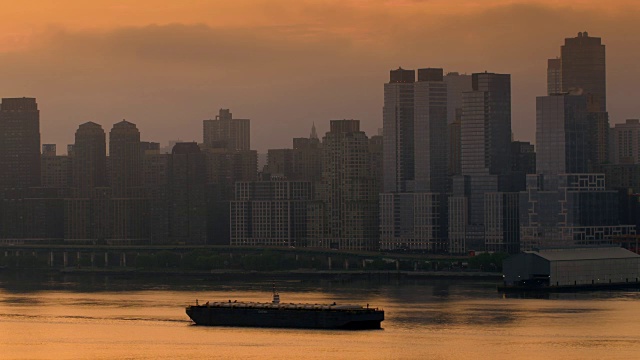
<box><xmin>536</xmin><ymin>93</ymin><xmax>589</xmax><ymax>175</ymax></box>
<box><xmin>380</xmin><ymin>67</ymin><xmax>450</xmax><ymax>251</ymax></box>
<box><xmin>65</xmin><ymin>122</ymin><xmax>110</xmax><ymax>243</ymax></box>
<box><xmin>72</xmin><ymin>122</ymin><xmax>107</xmax><ymax>195</ymax></box>
<box><xmin>0</xmin><ymin>97</ymin><xmax>41</xmax><ymax>188</ymax></box>
<box><xmin>41</xmin><ymin>144</ymin><xmax>72</xmax><ymax>189</ymax></box>
<box><xmin>291</xmin><ymin>125</ymin><xmax>322</xmax><ymax>184</ymax></box>
<box><xmin>109</xmin><ymin>120</ymin><xmax>142</xmax><ymax>196</ymax></box>
<box><xmin>109</xmin><ymin>120</ymin><xmax>147</xmax><ymax>244</ymax></box>
<box><xmin>449</xmin><ymin>72</ymin><xmax>514</xmax><ymax>253</ymax></box>
<box><xmin>414</xmin><ymin>68</ymin><xmax>448</xmax><ymax>193</ymax></box>
<box><xmin>461</xmin><ymin>72</ymin><xmax>512</xmax><ymax>176</ymax></box>
<box><xmin>561</xmin><ymin>32</ymin><xmax>606</xmax><ymax>112</ymax></box>
<box><xmin>520</xmin><ymin>33</ymin><xmax>633</xmax><ymax>251</ymax></box>
<box><xmin>383</xmin><ymin>68</ymin><xmax>415</xmax><ymax>193</ymax></box>
<box><xmin>444</xmin><ymin>72</ymin><xmax>472</xmax><ymax>177</ymax></box>
<box><xmin>547</xmin><ymin>58</ymin><xmax>562</xmax><ymax>95</ymax></box>
<box><xmin>444</xmin><ymin>72</ymin><xmax>472</xmax><ymax>125</ymax></box>
<box><xmin>203</xmin><ymin>109</ymin><xmax>250</xmax><ymax>151</ymax></box>
<box><xmin>321</xmin><ymin>120</ymin><xmax>378</xmax><ymax>250</ymax></box>
<box><xmin>611</xmin><ymin>119</ymin><xmax>640</xmax><ymax>164</ymax></box>
<box><xmin>169</xmin><ymin>142</ymin><xmax>207</xmax><ymax>244</ymax></box>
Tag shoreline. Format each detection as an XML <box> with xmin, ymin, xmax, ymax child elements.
<box><xmin>5</xmin><ymin>267</ymin><xmax>503</xmax><ymax>281</ymax></box>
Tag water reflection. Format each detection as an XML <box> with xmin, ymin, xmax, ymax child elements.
<box><xmin>3</xmin><ymin>272</ymin><xmax>640</xmax><ymax>359</ymax></box>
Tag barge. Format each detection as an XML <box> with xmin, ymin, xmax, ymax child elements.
<box><xmin>186</xmin><ymin>290</ymin><xmax>384</xmax><ymax>330</ymax></box>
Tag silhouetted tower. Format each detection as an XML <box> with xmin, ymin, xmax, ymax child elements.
<box><xmin>72</xmin><ymin>122</ymin><xmax>107</xmax><ymax>195</ymax></box>
<box><xmin>203</xmin><ymin>109</ymin><xmax>250</xmax><ymax>150</ymax></box>
<box><xmin>109</xmin><ymin>120</ymin><xmax>142</xmax><ymax>197</ymax></box>
<box><xmin>169</xmin><ymin>142</ymin><xmax>207</xmax><ymax>244</ymax></box>
<box><xmin>0</xmin><ymin>97</ymin><xmax>41</xmax><ymax>188</ymax></box>
<box><xmin>561</xmin><ymin>31</ymin><xmax>606</xmax><ymax>112</ymax></box>
<box><xmin>383</xmin><ymin>68</ymin><xmax>415</xmax><ymax>192</ymax></box>
<box><xmin>461</xmin><ymin>72</ymin><xmax>512</xmax><ymax>176</ymax></box>
<box><xmin>321</xmin><ymin>120</ymin><xmax>378</xmax><ymax>250</ymax></box>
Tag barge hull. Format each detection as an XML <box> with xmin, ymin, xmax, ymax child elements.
<box><xmin>186</xmin><ymin>306</ymin><xmax>384</xmax><ymax>330</ymax></box>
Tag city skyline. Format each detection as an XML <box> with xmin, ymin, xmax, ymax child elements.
<box><xmin>0</xmin><ymin>2</ymin><xmax>639</xmax><ymax>152</ymax></box>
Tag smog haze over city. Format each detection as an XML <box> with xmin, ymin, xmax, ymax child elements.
<box><xmin>0</xmin><ymin>0</ymin><xmax>638</xmax><ymax>151</ymax></box>
<box><xmin>4</xmin><ymin>1</ymin><xmax>640</xmax><ymax>359</ymax></box>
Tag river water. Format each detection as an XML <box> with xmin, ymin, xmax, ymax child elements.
<box><xmin>1</xmin><ymin>272</ymin><xmax>640</xmax><ymax>359</ymax></box>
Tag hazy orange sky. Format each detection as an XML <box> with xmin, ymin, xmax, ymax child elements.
<box><xmin>1</xmin><ymin>0</ymin><xmax>639</xmax><ymax>152</ymax></box>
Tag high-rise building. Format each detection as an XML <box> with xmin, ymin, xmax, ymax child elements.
<box><xmin>448</xmin><ymin>119</ymin><xmax>462</xmax><ymax>176</ymax></box>
<box><xmin>414</xmin><ymin>68</ymin><xmax>448</xmax><ymax>193</ymax></box>
<box><xmin>369</xmin><ymin>134</ymin><xmax>384</xmax><ymax>195</ymax></box>
<box><xmin>0</xmin><ymin>97</ymin><xmax>41</xmax><ymax>188</ymax></box>
<box><xmin>380</xmin><ymin>192</ymin><xmax>445</xmax><ymax>251</ymax></box>
<box><xmin>291</xmin><ymin>124</ymin><xmax>323</xmax><ymax>184</ymax></box>
<box><xmin>561</xmin><ymin>32</ymin><xmax>606</xmax><ymax>112</ymax></box>
<box><xmin>444</xmin><ymin>72</ymin><xmax>473</xmax><ymax>125</ymax></box>
<box><xmin>557</xmin><ymin>32</ymin><xmax>609</xmax><ymax>168</ymax></box>
<box><xmin>449</xmin><ymin>72</ymin><xmax>514</xmax><ymax>253</ymax></box>
<box><xmin>380</xmin><ymin>67</ymin><xmax>450</xmax><ymax>251</ymax></box>
<box><xmin>444</xmin><ymin>72</ymin><xmax>472</xmax><ymax>177</ymax></box>
<box><xmin>0</xmin><ymin>187</ymin><xmax>65</xmax><ymax>244</ymax></box>
<box><xmin>521</xmin><ymin>41</ymin><xmax>634</xmax><ymax>250</ymax></box>
<box><xmin>484</xmin><ymin>192</ymin><xmax>520</xmax><ymax>253</ymax></box>
<box><xmin>109</xmin><ymin>120</ymin><xmax>142</xmax><ymax>196</ymax></box>
<box><xmin>536</xmin><ymin>94</ymin><xmax>589</xmax><ymax>175</ymax></box>
<box><xmin>203</xmin><ymin>146</ymin><xmax>257</xmax><ymax>245</ymax></box>
<box><xmin>65</xmin><ymin>122</ymin><xmax>110</xmax><ymax>242</ymax></box>
<box><xmin>142</xmin><ymin>143</ymin><xmax>170</xmax><ymax>244</ymax></box>
<box><xmin>108</xmin><ymin>120</ymin><xmax>148</xmax><ymax>244</ymax></box>
<box><xmin>169</xmin><ymin>142</ymin><xmax>207</xmax><ymax>244</ymax></box>
<box><xmin>461</xmin><ymin>72</ymin><xmax>512</xmax><ymax>176</ymax></box>
<box><xmin>72</xmin><ymin>122</ymin><xmax>107</xmax><ymax>195</ymax></box>
<box><xmin>41</xmin><ymin>145</ymin><xmax>72</xmax><ymax>189</ymax></box>
<box><xmin>383</xmin><ymin>68</ymin><xmax>415</xmax><ymax>193</ymax></box>
<box><xmin>321</xmin><ymin>120</ymin><xmax>378</xmax><ymax>250</ymax></box>
<box><xmin>266</xmin><ymin>149</ymin><xmax>294</xmax><ymax>179</ymax></box>
<box><xmin>510</xmin><ymin>141</ymin><xmax>536</xmax><ymax>175</ymax></box>
<box><xmin>612</xmin><ymin>119</ymin><xmax>640</xmax><ymax>164</ymax></box>
<box><xmin>42</xmin><ymin>144</ymin><xmax>56</xmax><ymax>157</ymax></box>
<box><xmin>203</xmin><ymin>109</ymin><xmax>250</xmax><ymax>151</ymax></box>
<box><xmin>547</xmin><ymin>58</ymin><xmax>562</xmax><ymax>95</ymax></box>
<box><xmin>520</xmin><ymin>174</ymin><xmax>635</xmax><ymax>250</ymax></box>
<box><xmin>230</xmin><ymin>181</ymin><xmax>321</xmax><ymax>247</ymax></box>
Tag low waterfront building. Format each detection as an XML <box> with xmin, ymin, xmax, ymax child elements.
<box><xmin>503</xmin><ymin>246</ymin><xmax>640</xmax><ymax>287</ymax></box>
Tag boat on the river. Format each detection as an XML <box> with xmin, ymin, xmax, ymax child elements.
<box><xmin>185</xmin><ymin>288</ymin><xmax>384</xmax><ymax>330</ymax></box>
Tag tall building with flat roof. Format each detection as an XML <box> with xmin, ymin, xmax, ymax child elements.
<box><xmin>414</xmin><ymin>68</ymin><xmax>448</xmax><ymax>194</ymax></box>
<box><xmin>449</xmin><ymin>72</ymin><xmax>514</xmax><ymax>253</ymax></box>
<box><xmin>230</xmin><ymin>181</ymin><xmax>320</xmax><ymax>247</ymax></box>
<box><xmin>169</xmin><ymin>142</ymin><xmax>207</xmax><ymax>244</ymax></box>
<box><xmin>203</xmin><ymin>146</ymin><xmax>257</xmax><ymax>245</ymax></box>
<box><xmin>321</xmin><ymin>120</ymin><xmax>378</xmax><ymax>250</ymax></box>
<box><xmin>612</xmin><ymin>119</ymin><xmax>640</xmax><ymax>164</ymax></box>
<box><xmin>203</xmin><ymin>109</ymin><xmax>250</xmax><ymax>151</ymax></box>
<box><xmin>520</xmin><ymin>174</ymin><xmax>635</xmax><ymax>251</ymax></box>
<box><xmin>547</xmin><ymin>58</ymin><xmax>562</xmax><ymax>95</ymax></box>
<box><xmin>445</xmin><ymin>72</ymin><xmax>472</xmax><ymax>177</ymax></box>
<box><xmin>461</xmin><ymin>72</ymin><xmax>512</xmax><ymax>176</ymax></box>
<box><xmin>444</xmin><ymin>72</ymin><xmax>472</xmax><ymax>125</ymax></box>
<box><xmin>292</xmin><ymin>126</ymin><xmax>322</xmax><ymax>184</ymax></box>
<box><xmin>381</xmin><ymin>67</ymin><xmax>450</xmax><ymax>252</ymax></box>
<box><xmin>561</xmin><ymin>32</ymin><xmax>606</xmax><ymax>112</ymax></box>
<box><xmin>383</xmin><ymin>68</ymin><xmax>415</xmax><ymax>193</ymax></box>
<box><xmin>0</xmin><ymin>97</ymin><xmax>40</xmax><ymax>188</ymax></box>
<box><xmin>536</xmin><ymin>94</ymin><xmax>589</xmax><ymax>175</ymax></box>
